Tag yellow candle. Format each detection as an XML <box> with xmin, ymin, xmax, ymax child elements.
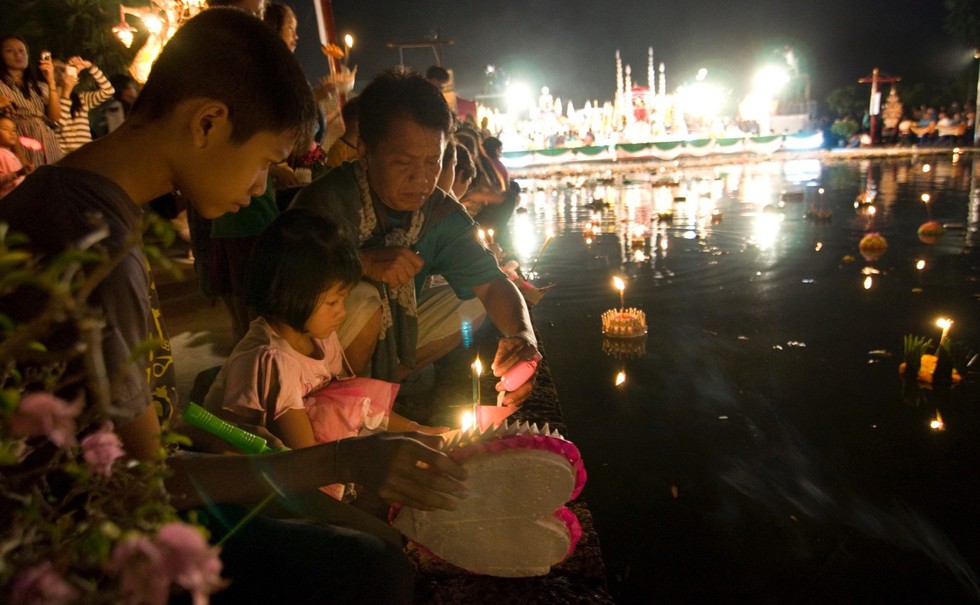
<box><xmin>613</xmin><ymin>276</ymin><xmax>626</xmax><ymax>310</ymax></box>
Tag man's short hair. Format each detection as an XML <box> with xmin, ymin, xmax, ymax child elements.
<box><xmin>131</xmin><ymin>8</ymin><xmax>316</xmax><ymax>145</ymax></box>
<box><xmin>358</xmin><ymin>69</ymin><xmax>455</xmax><ymax>150</ymax></box>
<box><xmin>340</xmin><ymin>95</ymin><xmax>359</xmax><ymax>129</ymax></box>
<box><xmin>246</xmin><ymin>209</ymin><xmax>361</xmax><ymax>332</ymax></box>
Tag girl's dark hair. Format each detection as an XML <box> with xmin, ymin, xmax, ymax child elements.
<box><xmin>357</xmin><ymin>69</ymin><xmax>455</xmax><ymax>150</ymax></box>
<box><xmin>0</xmin><ymin>36</ymin><xmax>44</xmax><ymax>99</ymax></box>
<box><xmin>246</xmin><ymin>209</ymin><xmax>361</xmax><ymax>332</ymax></box>
<box><xmin>262</xmin><ymin>3</ymin><xmax>293</xmax><ymax>34</ymax></box>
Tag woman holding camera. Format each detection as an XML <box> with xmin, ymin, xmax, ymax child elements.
<box><xmin>0</xmin><ymin>35</ymin><xmax>62</xmax><ymax>167</ymax></box>
<box><xmin>54</xmin><ymin>56</ymin><xmax>114</xmax><ymax>154</ymax></box>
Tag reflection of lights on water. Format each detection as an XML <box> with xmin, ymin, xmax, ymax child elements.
<box><xmin>615</xmin><ymin>371</ymin><xmax>626</xmax><ymax>386</ymax></box>
<box><xmin>815</xmin><ymin>242</ymin><xmax>823</xmax><ymax>251</ymax></box>
<box><xmin>916</xmin><ymin>259</ymin><xmax>926</xmax><ymax>270</ymax></box>
<box><xmin>512</xmin><ymin>213</ymin><xmax>537</xmax><ymax>261</ymax></box>
<box><xmin>585</xmin><ymin>236</ymin><xmax>594</xmax><ymax>245</ymax></box>
<box><xmin>863</xmin><ymin>275</ymin><xmax>873</xmax><ymax>289</ymax></box>
<box><xmin>866</xmin><ymin>205</ymin><xmax>877</xmax><ymax>216</ymax></box>
<box><xmin>922</xmin><ymin>164</ymin><xmax>931</xmax><ymax>173</ymax></box>
<box><xmin>752</xmin><ymin>212</ymin><xmax>783</xmax><ymax>250</ymax></box>
<box><xmin>930</xmin><ymin>410</ymin><xmax>945</xmax><ymax>431</ymax></box>
<box><xmin>818</xmin><ymin>187</ymin><xmax>825</xmax><ymax>195</ymax></box>
<box><xmin>478</xmin><ymin>228</ymin><xmax>487</xmax><ymax>243</ymax></box>
<box><xmin>632</xmin><ymin>249</ymin><xmax>647</xmax><ymax>262</ymax></box>
<box><xmin>861</xmin><ymin>267</ymin><xmax>880</xmax><ymax>275</ymax></box>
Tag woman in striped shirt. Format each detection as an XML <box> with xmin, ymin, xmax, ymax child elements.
<box><xmin>0</xmin><ymin>35</ymin><xmax>62</xmax><ymax>167</ymax></box>
<box><xmin>54</xmin><ymin>56</ymin><xmax>114</xmax><ymax>154</ymax></box>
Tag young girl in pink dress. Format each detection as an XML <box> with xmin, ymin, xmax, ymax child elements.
<box><xmin>204</xmin><ymin>209</ymin><xmax>445</xmax><ymax>498</ymax></box>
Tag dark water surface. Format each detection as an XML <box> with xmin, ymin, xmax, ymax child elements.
<box><xmin>512</xmin><ymin>154</ymin><xmax>980</xmax><ymax>603</ymax></box>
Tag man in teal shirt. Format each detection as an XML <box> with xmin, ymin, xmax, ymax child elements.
<box><xmin>291</xmin><ymin>70</ymin><xmax>538</xmax><ymax>406</ymax></box>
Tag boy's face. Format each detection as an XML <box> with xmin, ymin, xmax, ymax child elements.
<box><xmin>362</xmin><ymin>117</ymin><xmax>446</xmax><ymax>212</ymax></box>
<box><xmin>305</xmin><ymin>282</ymin><xmax>350</xmax><ymax>339</ymax></box>
<box><xmin>181</xmin><ymin>129</ymin><xmax>295</xmax><ymax>219</ymax></box>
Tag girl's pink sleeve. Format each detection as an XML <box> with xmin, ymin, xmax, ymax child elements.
<box><xmin>221</xmin><ymin>347</ymin><xmax>306</xmax><ymax>422</ymax></box>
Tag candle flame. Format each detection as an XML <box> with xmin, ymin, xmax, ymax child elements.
<box><xmin>916</xmin><ymin>259</ymin><xmax>926</xmax><ymax>270</ymax></box>
<box><xmin>613</xmin><ymin>276</ymin><xmax>625</xmax><ymax>292</ymax></box>
<box><xmin>615</xmin><ymin>371</ymin><xmax>626</xmax><ymax>386</ymax></box>
<box><xmin>863</xmin><ymin>275</ymin><xmax>873</xmax><ymax>290</ymax></box>
<box><xmin>478</xmin><ymin>228</ymin><xmax>486</xmax><ymax>242</ymax></box>
<box><xmin>461</xmin><ymin>411</ymin><xmax>474</xmax><ymax>432</ymax></box>
<box><xmin>930</xmin><ymin>410</ymin><xmax>945</xmax><ymax>431</ymax></box>
<box><xmin>473</xmin><ymin>357</ymin><xmax>483</xmax><ymax>376</ymax></box>
<box><xmin>487</xmin><ymin>228</ymin><xmax>495</xmax><ymax>239</ymax></box>
<box><xmin>936</xmin><ymin>318</ymin><xmax>952</xmax><ymax>330</ymax></box>
<box><xmin>344</xmin><ymin>33</ymin><xmax>354</xmax><ymax>49</ymax></box>
<box><xmin>920</xmin><ymin>193</ymin><xmax>931</xmax><ymax>203</ymax></box>
<box><xmin>922</xmin><ymin>164</ymin><xmax>931</xmax><ymax>173</ymax></box>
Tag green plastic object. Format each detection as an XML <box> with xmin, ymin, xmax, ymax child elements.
<box><xmin>183</xmin><ymin>402</ymin><xmax>274</xmax><ymax>454</ymax></box>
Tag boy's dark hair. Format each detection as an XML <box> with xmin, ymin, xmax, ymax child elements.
<box><xmin>453</xmin><ymin>143</ymin><xmax>475</xmax><ymax>182</ymax></box>
<box><xmin>482</xmin><ymin>136</ymin><xmax>503</xmax><ymax>156</ymax></box>
<box><xmin>246</xmin><ymin>209</ymin><xmax>361</xmax><ymax>332</ymax></box>
<box><xmin>357</xmin><ymin>69</ymin><xmax>455</xmax><ymax>150</ymax></box>
<box><xmin>131</xmin><ymin>8</ymin><xmax>316</xmax><ymax>145</ymax></box>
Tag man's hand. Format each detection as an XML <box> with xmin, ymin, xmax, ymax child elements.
<box><xmin>492</xmin><ymin>335</ymin><xmax>539</xmax><ymax>407</ymax></box>
<box><xmin>342</xmin><ymin>433</ymin><xmax>468</xmax><ymax>511</ymax></box>
<box><xmin>359</xmin><ymin>246</ymin><xmax>424</xmax><ymax>288</ymax></box>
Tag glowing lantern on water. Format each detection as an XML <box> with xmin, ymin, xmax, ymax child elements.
<box><xmin>858</xmin><ymin>232</ymin><xmax>888</xmax><ymax>261</ymax></box>
<box><xmin>917</xmin><ymin>221</ymin><xmax>944</xmax><ymax>244</ymax></box>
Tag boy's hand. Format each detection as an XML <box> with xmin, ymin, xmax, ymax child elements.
<box><xmin>341</xmin><ymin>433</ymin><xmax>468</xmax><ymax>511</ymax></box>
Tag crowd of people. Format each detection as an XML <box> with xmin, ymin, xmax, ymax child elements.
<box><xmin>1</xmin><ymin>2</ymin><xmax>534</xmax><ymax>603</ymax></box>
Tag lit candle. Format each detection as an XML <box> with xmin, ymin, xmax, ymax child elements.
<box><xmin>863</xmin><ymin>275</ymin><xmax>873</xmax><ymax>290</ymax></box>
<box><xmin>929</xmin><ymin>409</ymin><xmax>945</xmax><ymax>431</ymax></box>
<box><xmin>916</xmin><ymin>259</ymin><xmax>926</xmax><ymax>270</ymax></box>
<box><xmin>935</xmin><ymin>317</ymin><xmax>953</xmax><ymax>353</ymax></box>
<box><xmin>478</xmin><ymin>228</ymin><xmax>487</xmax><ymax>244</ymax></box>
<box><xmin>472</xmin><ymin>357</ymin><xmax>483</xmax><ymax>406</ymax></box>
<box><xmin>461</xmin><ymin>410</ymin><xmax>474</xmax><ymax>432</ymax></box>
<box><xmin>343</xmin><ymin>33</ymin><xmax>354</xmax><ymax>64</ymax></box>
<box><xmin>528</xmin><ymin>231</ymin><xmax>554</xmax><ymax>274</ymax></box>
<box><xmin>613</xmin><ymin>276</ymin><xmax>626</xmax><ymax>310</ymax></box>
<box><xmin>487</xmin><ymin>228</ymin><xmax>495</xmax><ymax>245</ymax></box>
<box><xmin>615</xmin><ymin>371</ymin><xmax>626</xmax><ymax>386</ymax></box>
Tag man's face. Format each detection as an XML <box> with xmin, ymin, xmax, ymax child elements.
<box><xmin>363</xmin><ymin>117</ymin><xmax>445</xmax><ymax>212</ymax></box>
<box><xmin>182</xmin><ymin>129</ymin><xmax>294</xmax><ymax>219</ymax></box>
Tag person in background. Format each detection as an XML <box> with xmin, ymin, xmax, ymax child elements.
<box><xmin>90</xmin><ymin>74</ymin><xmax>138</xmax><ymax>139</ymax></box>
<box><xmin>451</xmin><ymin>143</ymin><xmax>476</xmax><ymax>201</ymax></box>
<box><xmin>262</xmin><ymin>2</ymin><xmax>297</xmax><ymax>52</ymax></box>
<box><xmin>0</xmin><ymin>10</ymin><xmax>465</xmax><ymax>603</ymax></box>
<box><xmin>53</xmin><ymin>56</ymin><xmax>114</xmax><ymax>154</ymax></box>
<box><xmin>0</xmin><ymin>35</ymin><xmax>62</xmax><ymax>167</ymax></box>
<box><xmin>0</xmin><ymin>114</ymin><xmax>29</xmax><ymax>197</ymax></box>
<box><xmin>207</xmin><ymin>0</ymin><xmax>265</xmax><ymax>17</ymax></box>
<box><xmin>326</xmin><ymin>95</ymin><xmax>360</xmax><ymax>168</ymax></box>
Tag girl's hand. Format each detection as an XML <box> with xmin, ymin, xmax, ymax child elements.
<box><xmin>67</xmin><ymin>56</ymin><xmax>91</xmax><ymax>70</ymax></box>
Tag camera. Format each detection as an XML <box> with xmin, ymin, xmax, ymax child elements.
<box><xmin>40</xmin><ymin>51</ymin><xmax>51</xmax><ymax>62</ymax></box>
<box><xmin>65</xmin><ymin>66</ymin><xmax>78</xmax><ymax>78</ymax></box>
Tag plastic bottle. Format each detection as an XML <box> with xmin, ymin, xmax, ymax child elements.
<box><xmin>182</xmin><ymin>402</ymin><xmax>275</xmax><ymax>454</ymax></box>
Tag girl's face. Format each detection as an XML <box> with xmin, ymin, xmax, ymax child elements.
<box><xmin>304</xmin><ymin>282</ymin><xmax>351</xmax><ymax>339</ymax></box>
<box><xmin>2</xmin><ymin>39</ymin><xmax>29</xmax><ymax>71</ymax></box>
<box><xmin>0</xmin><ymin>119</ymin><xmax>18</xmax><ymax>148</ymax></box>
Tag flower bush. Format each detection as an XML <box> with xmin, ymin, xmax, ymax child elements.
<box><xmin>0</xmin><ymin>219</ymin><xmax>222</xmax><ymax>604</ymax></box>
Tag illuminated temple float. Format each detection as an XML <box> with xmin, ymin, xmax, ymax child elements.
<box><xmin>489</xmin><ymin>47</ymin><xmax>821</xmax><ymax>170</ymax></box>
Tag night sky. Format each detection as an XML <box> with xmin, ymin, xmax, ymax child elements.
<box><xmin>280</xmin><ymin>0</ymin><xmax>970</xmax><ymax>110</ymax></box>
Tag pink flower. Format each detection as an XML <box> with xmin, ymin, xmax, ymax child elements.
<box><xmin>109</xmin><ymin>535</ymin><xmax>169</xmax><ymax>605</ymax></box>
<box><xmin>81</xmin><ymin>422</ymin><xmax>125</xmax><ymax>477</ymax></box>
<box><xmin>9</xmin><ymin>561</ymin><xmax>80</xmax><ymax>605</ymax></box>
<box><xmin>8</xmin><ymin>393</ymin><xmax>83</xmax><ymax>448</ymax></box>
<box><xmin>155</xmin><ymin>522</ymin><xmax>225</xmax><ymax>604</ymax></box>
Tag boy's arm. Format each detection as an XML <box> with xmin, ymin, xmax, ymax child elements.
<box><xmin>119</xmin><ymin>405</ymin><xmax>468</xmax><ymax>511</ymax></box>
